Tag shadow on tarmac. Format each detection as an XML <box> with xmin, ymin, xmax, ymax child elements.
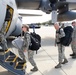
<box><xmin>42</xmin><ymin>37</ymin><xmax>55</xmax><ymax>46</ymax></box>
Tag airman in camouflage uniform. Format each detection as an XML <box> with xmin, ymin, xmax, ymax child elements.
<box><xmin>54</xmin><ymin>23</ymin><xmax>68</xmax><ymax>68</ymax></box>
<box><xmin>70</xmin><ymin>21</ymin><xmax>76</xmax><ymax>58</ymax></box>
<box><xmin>0</xmin><ymin>21</ymin><xmax>8</xmax><ymax>50</ymax></box>
<box><xmin>19</xmin><ymin>24</ymin><xmax>38</xmax><ymax>72</ymax></box>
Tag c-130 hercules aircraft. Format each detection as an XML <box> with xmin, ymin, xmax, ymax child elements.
<box><xmin>1</xmin><ymin>0</ymin><xmax>76</xmax><ymax>40</ymax></box>
<box><xmin>0</xmin><ymin>0</ymin><xmax>76</xmax><ymax>75</ymax></box>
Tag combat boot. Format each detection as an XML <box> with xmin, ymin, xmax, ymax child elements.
<box><xmin>62</xmin><ymin>59</ymin><xmax>68</xmax><ymax>64</ymax></box>
<box><xmin>72</xmin><ymin>55</ymin><xmax>76</xmax><ymax>59</ymax></box>
<box><xmin>70</xmin><ymin>53</ymin><xmax>75</xmax><ymax>56</ymax></box>
<box><xmin>55</xmin><ymin>63</ymin><xmax>61</xmax><ymax>68</ymax></box>
<box><xmin>30</xmin><ymin>66</ymin><xmax>38</xmax><ymax>72</ymax></box>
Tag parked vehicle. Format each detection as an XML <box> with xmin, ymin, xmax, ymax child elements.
<box><xmin>29</xmin><ymin>24</ymin><xmax>41</xmax><ymax>28</ymax></box>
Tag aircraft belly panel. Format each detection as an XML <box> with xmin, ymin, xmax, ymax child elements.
<box><xmin>16</xmin><ymin>0</ymin><xmax>41</xmax><ymax>9</ymax></box>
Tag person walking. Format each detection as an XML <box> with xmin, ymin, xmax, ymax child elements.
<box><xmin>54</xmin><ymin>23</ymin><xmax>68</xmax><ymax>68</ymax></box>
<box><xmin>70</xmin><ymin>21</ymin><xmax>76</xmax><ymax>58</ymax></box>
<box><xmin>19</xmin><ymin>24</ymin><xmax>38</xmax><ymax>72</ymax></box>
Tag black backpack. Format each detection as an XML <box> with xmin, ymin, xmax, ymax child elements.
<box><xmin>29</xmin><ymin>32</ymin><xmax>41</xmax><ymax>54</ymax></box>
<box><xmin>60</xmin><ymin>26</ymin><xmax>73</xmax><ymax>46</ymax></box>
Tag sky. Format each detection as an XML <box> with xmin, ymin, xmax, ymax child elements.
<box><xmin>18</xmin><ymin>9</ymin><xmax>51</xmax><ymax>24</ymax></box>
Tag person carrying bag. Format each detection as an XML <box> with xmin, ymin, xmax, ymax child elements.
<box><xmin>12</xmin><ymin>24</ymin><xmax>38</xmax><ymax>72</ymax></box>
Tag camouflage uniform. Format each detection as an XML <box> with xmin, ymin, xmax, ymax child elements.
<box><xmin>55</xmin><ymin>28</ymin><xmax>68</xmax><ymax>68</ymax></box>
<box><xmin>56</xmin><ymin>28</ymin><xmax>66</xmax><ymax>63</ymax></box>
<box><xmin>28</xmin><ymin>50</ymin><xmax>36</xmax><ymax>67</ymax></box>
<box><xmin>19</xmin><ymin>32</ymin><xmax>37</xmax><ymax>67</ymax></box>
<box><xmin>18</xmin><ymin>32</ymin><xmax>30</xmax><ymax>62</ymax></box>
<box><xmin>0</xmin><ymin>33</ymin><xmax>8</xmax><ymax>50</ymax></box>
<box><xmin>0</xmin><ymin>21</ymin><xmax>8</xmax><ymax>50</ymax></box>
<box><xmin>71</xmin><ymin>26</ymin><xmax>76</xmax><ymax>55</ymax></box>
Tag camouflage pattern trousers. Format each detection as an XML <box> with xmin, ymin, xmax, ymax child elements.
<box><xmin>18</xmin><ymin>50</ymin><xmax>26</xmax><ymax>62</ymax></box>
<box><xmin>57</xmin><ymin>44</ymin><xmax>66</xmax><ymax>63</ymax></box>
<box><xmin>18</xmin><ymin>50</ymin><xmax>37</xmax><ymax>67</ymax></box>
<box><xmin>28</xmin><ymin>50</ymin><xmax>37</xmax><ymax>67</ymax></box>
<box><xmin>71</xmin><ymin>41</ymin><xmax>76</xmax><ymax>54</ymax></box>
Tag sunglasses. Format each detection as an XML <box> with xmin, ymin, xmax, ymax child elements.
<box><xmin>22</xmin><ymin>26</ymin><xmax>25</xmax><ymax>28</ymax></box>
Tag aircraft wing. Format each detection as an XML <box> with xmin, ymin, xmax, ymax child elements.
<box><xmin>15</xmin><ymin>0</ymin><xmax>76</xmax><ymax>22</ymax></box>
<box><xmin>55</xmin><ymin>1</ymin><xmax>76</xmax><ymax>21</ymax></box>
<box><xmin>19</xmin><ymin>13</ymin><xmax>42</xmax><ymax>16</ymax></box>
<box><xmin>18</xmin><ymin>9</ymin><xmax>43</xmax><ymax>16</ymax></box>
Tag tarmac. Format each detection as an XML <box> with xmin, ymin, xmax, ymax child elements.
<box><xmin>0</xmin><ymin>26</ymin><xmax>76</xmax><ymax>75</ymax></box>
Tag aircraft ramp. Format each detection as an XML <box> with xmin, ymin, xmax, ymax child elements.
<box><xmin>0</xmin><ymin>48</ymin><xmax>26</xmax><ymax>75</ymax></box>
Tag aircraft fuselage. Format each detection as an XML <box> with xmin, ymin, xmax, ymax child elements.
<box><xmin>0</xmin><ymin>0</ymin><xmax>21</xmax><ymax>38</ymax></box>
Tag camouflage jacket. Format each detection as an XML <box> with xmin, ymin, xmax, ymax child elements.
<box><xmin>22</xmin><ymin>32</ymin><xmax>31</xmax><ymax>50</ymax></box>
